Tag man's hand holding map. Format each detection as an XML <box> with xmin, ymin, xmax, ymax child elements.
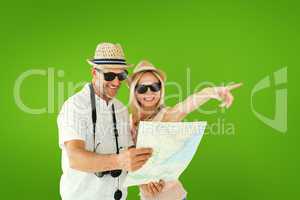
<box><xmin>123</xmin><ymin>121</ymin><xmax>207</xmax><ymax>187</ymax></box>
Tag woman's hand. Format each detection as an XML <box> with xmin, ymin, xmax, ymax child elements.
<box><xmin>205</xmin><ymin>83</ymin><xmax>242</xmax><ymax>108</ymax></box>
<box><xmin>165</xmin><ymin>82</ymin><xmax>242</xmax><ymax>122</ymax></box>
<box><xmin>140</xmin><ymin>180</ymin><xmax>165</xmax><ymax>197</ymax></box>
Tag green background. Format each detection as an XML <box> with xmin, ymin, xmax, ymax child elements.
<box><xmin>1</xmin><ymin>0</ymin><xmax>298</xmax><ymax>199</ymax></box>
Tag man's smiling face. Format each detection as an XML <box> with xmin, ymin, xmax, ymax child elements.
<box><xmin>93</xmin><ymin>67</ymin><xmax>126</xmax><ymax>100</ymax></box>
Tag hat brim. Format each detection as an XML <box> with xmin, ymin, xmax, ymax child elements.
<box><xmin>87</xmin><ymin>59</ymin><xmax>133</xmax><ymax>69</ymax></box>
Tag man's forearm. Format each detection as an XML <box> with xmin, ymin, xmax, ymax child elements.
<box><xmin>67</xmin><ymin>148</ymin><xmax>121</xmax><ymax>173</ymax></box>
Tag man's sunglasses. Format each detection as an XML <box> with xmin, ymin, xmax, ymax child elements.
<box><xmin>95</xmin><ymin>68</ymin><xmax>128</xmax><ymax>81</ymax></box>
<box><xmin>135</xmin><ymin>82</ymin><xmax>162</xmax><ymax>94</ymax></box>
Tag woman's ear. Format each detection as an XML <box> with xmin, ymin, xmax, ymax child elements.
<box><xmin>126</xmin><ymin>77</ymin><xmax>132</xmax><ymax>88</ymax></box>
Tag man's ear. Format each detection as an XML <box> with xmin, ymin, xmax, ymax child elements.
<box><xmin>91</xmin><ymin>67</ymin><xmax>96</xmax><ymax>76</ymax></box>
<box><xmin>92</xmin><ymin>68</ymin><xmax>100</xmax><ymax>80</ymax></box>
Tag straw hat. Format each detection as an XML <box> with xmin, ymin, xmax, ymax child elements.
<box><xmin>127</xmin><ymin>60</ymin><xmax>166</xmax><ymax>86</ymax></box>
<box><xmin>87</xmin><ymin>42</ymin><xmax>133</xmax><ymax>69</ymax></box>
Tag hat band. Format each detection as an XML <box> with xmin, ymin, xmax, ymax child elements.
<box><xmin>92</xmin><ymin>58</ymin><xmax>127</xmax><ymax>65</ymax></box>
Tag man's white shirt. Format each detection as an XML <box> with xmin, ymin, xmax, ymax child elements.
<box><xmin>57</xmin><ymin>83</ymin><xmax>133</xmax><ymax>200</ymax></box>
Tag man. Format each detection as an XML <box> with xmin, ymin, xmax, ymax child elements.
<box><xmin>57</xmin><ymin>42</ymin><xmax>152</xmax><ymax>200</ymax></box>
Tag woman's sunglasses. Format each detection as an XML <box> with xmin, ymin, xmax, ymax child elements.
<box><xmin>95</xmin><ymin>68</ymin><xmax>128</xmax><ymax>81</ymax></box>
<box><xmin>135</xmin><ymin>82</ymin><xmax>162</xmax><ymax>94</ymax></box>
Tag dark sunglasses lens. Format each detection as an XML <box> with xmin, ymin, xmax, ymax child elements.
<box><xmin>150</xmin><ymin>83</ymin><xmax>161</xmax><ymax>92</ymax></box>
<box><xmin>136</xmin><ymin>85</ymin><xmax>148</xmax><ymax>94</ymax></box>
<box><xmin>104</xmin><ymin>73</ymin><xmax>116</xmax><ymax>81</ymax></box>
<box><xmin>111</xmin><ymin>169</ymin><xmax>122</xmax><ymax>178</ymax></box>
<box><xmin>118</xmin><ymin>72</ymin><xmax>128</xmax><ymax>81</ymax></box>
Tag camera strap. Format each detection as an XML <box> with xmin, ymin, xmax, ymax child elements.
<box><xmin>89</xmin><ymin>83</ymin><xmax>120</xmax><ymax>154</ymax></box>
<box><xmin>89</xmin><ymin>83</ymin><xmax>97</xmax><ymax>152</ymax></box>
<box><xmin>111</xmin><ymin>104</ymin><xmax>120</xmax><ymax>154</ymax></box>
<box><xmin>89</xmin><ymin>83</ymin><xmax>123</xmax><ymax>200</ymax></box>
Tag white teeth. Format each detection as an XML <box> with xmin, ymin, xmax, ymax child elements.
<box><xmin>144</xmin><ymin>97</ymin><xmax>155</xmax><ymax>101</ymax></box>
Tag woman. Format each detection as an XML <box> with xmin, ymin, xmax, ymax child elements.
<box><xmin>127</xmin><ymin>60</ymin><xmax>242</xmax><ymax>200</ymax></box>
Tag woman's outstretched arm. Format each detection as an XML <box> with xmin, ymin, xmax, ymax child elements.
<box><xmin>164</xmin><ymin>83</ymin><xmax>242</xmax><ymax>121</ymax></box>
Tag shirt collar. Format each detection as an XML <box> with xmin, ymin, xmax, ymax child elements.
<box><xmin>84</xmin><ymin>83</ymin><xmax>115</xmax><ymax>108</ymax></box>
<box><xmin>95</xmin><ymin>93</ymin><xmax>115</xmax><ymax>108</ymax></box>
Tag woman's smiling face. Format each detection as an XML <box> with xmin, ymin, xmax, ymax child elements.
<box><xmin>135</xmin><ymin>72</ymin><xmax>161</xmax><ymax>109</ymax></box>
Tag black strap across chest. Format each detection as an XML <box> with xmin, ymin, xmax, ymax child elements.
<box><xmin>89</xmin><ymin>83</ymin><xmax>120</xmax><ymax>154</ymax></box>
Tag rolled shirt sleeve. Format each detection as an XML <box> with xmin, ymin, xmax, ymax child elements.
<box><xmin>57</xmin><ymin>97</ymin><xmax>87</xmax><ymax>149</ymax></box>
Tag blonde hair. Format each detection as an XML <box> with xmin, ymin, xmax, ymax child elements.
<box><xmin>129</xmin><ymin>71</ymin><xmax>165</xmax><ymax>126</ymax></box>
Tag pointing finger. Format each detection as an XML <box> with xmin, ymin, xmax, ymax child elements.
<box><xmin>227</xmin><ymin>83</ymin><xmax>243</xmax><ymax>91</ymax></box>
